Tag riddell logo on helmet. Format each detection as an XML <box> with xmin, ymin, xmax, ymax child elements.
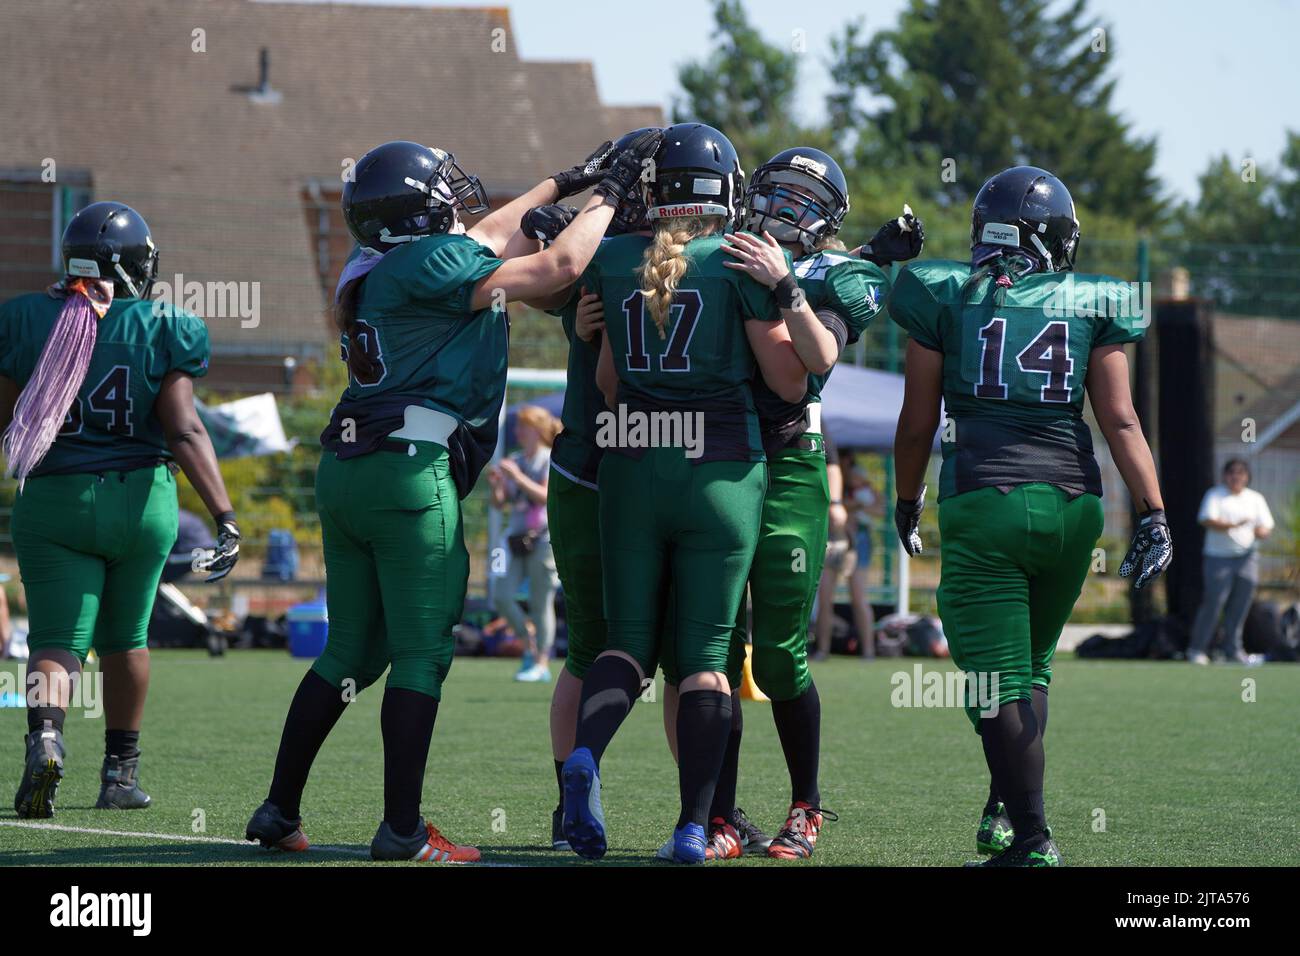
<box><xmin>649</xmin><ymin>202</ymin><xmax>728</xmax><ymax>219</ymax></box>
<box><xmin>790</xmin><ymin>155</ymin><xmax>828</xmax><ymax>176</ymax></box>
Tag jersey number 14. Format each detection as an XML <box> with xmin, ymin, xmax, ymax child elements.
<box><xmin>975</xmin><ymin>318</ymin><xmax>1074</xmax><ymax>403</ymax></box>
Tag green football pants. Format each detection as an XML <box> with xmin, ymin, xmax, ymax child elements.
<box><xmin>548</xmin><ymin>467</ymin><xmax>607</xmax><ymax>679</ymax></box>
<box><xmin>738</xmin><ymin>438</ymin><xmax>828</xmax><ymax>701</ymax></box>
<box><xmin>312</xmin><ymin>442</ymin><xmax>467</xmax><ymax>700</ymax></box>
<box><xmin>11</xmin><ymin>463</ymin><xmax>177</xmax><ymax>663</ymax></box>
<box><xmin>598</xmin><ymin>447</ymin><xmax>765</xmax><ymax>681</ymax></box>
<box><xmin>936</xmin><ymin>482</ymin><xmax>1103</xmax><ymax>728</ymax></box>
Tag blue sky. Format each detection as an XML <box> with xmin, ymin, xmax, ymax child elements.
<box><xmin>273</xmin><ymin>0</ymin><xmax>1299</xmax><ymax>202</ymax></box>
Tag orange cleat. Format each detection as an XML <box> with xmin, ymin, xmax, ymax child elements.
<box><xmin>414</xmin><ymin>822</ymin><xmax>481</xmax><ymax>863</ymax></box>
<box><xmin>704</xmin><ymin>818</ymin><xmax>743</xmax><ymax>860</ymax></box>
<box><xmin>766</xmin><ymin>802</ymin><xmax>837</xmax><ymax>860</ymax></box>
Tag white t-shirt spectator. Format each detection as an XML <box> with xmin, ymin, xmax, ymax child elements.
<box><xmin>1198</xmin><ymin>485</ymin><xmax>1274</xmax><ymax>557</ymax></box>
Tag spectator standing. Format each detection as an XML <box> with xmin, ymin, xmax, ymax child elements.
<box><xmin>1188</xmin><ymin>459</ymin><xmax>1274</xmax><ymax>664</ymax></box>
<box><xmin>489</xmin><ymin>406</ymin><xmax>561</xmax><ymax>682</ymax></box>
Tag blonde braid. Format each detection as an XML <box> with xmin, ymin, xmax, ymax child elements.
<box><xmin>813</xmin><ymin>234</ymin><xmax>847</xmax><ymax>253</ymax></box>
<box><xmin>638</xmin><ymin>216</ymin><xmax>723</xmax><ymax>338</ymax></box>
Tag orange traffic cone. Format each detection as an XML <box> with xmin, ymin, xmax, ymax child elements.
<box><xmin>740</xmin><ymin>644</ymin><xmax>769</xmax><ymax>702</ymax></box>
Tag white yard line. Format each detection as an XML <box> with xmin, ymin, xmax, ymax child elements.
<box><xmin>0</xmin><ymin>820</ymin><xmax>367</xmax><ymax>856</ymax></box>
<box><xmin>0</xmin><ymin>819</ymin><xmax>517</xmax><ymax>864</ymax></box>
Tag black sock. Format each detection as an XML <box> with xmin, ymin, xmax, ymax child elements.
<box><xmin>27</xmin><ymin>706</ymin><xmax>65</xmax><ymax>736</ymax></box>
<box><xmin>675</xmin><ymin>689</ymin><xmax>732</xmax><ymax>829</ymax></box>
<box><xmin>979</xmin><ymin>698</ymin><xmax>1047</xmax><ymax>844</ymax></box>
<box><xmin>105</xmin><ymin>729</ymin><xmax>140</xmax><ymax>760</ymax></box>
<box><xmin>707</xmin><ymin>690</ymin><xmax>743</xmax><ymax>821</ymax></box>
<box><xmin>380</xmin><ymin>686</ymin><xmax>439</xmax><ymax>838</ymax></box>
<box><xmin>554</xmin><ymin>759</ymin><xmax>565</xmax><ymax>807</ymax></box>
<box><xmin>267</xmin><ymin>670</ymin><xmax>349</xmax><ymax>820</ymax></box>
<box><xmin>982</xmin><ymin>688</ymin><xmax>1047</xmax><ymax>816</ymax></box>
<box><xmin>771</xmin><ymin>681</ymin><xmax>822</xmax><ymax>805</ymax></box>
<box><xmin>573</xmin><ymin>655</ymin><xmax>642</xmax><ymax>763</ymax></box>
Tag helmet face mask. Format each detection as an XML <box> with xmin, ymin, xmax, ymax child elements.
<box><xmin>61</xmin><ymin>202</ymin><xmax>159</xmax><ymax>299</ymax></box>
<box><xmin>970</xmin><ymin>166</ymin><xmax>1080</xmax><ymax>272</ymax></box>
<box><xmin>742</xmin><ymin>148</ymin><xmax>849</xmax><ymax>252</ymax></box>
<box><xmin>345</xmin><ymin>141</ymin><xmax>489</xmax><ymax>250</ymax></box>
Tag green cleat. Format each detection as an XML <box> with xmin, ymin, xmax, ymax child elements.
<box><xmin>968</xmin><ymin>828</ymin><xmax>1062</xmax><ymax>867</ymax></box>
<box><xmin>14</xmin><ymin>722</ymin><xmax>65</xmax><ymax>819</ymax></box>
<box><xmin>976</xmin><ymin>801</ymin><xmax>1015</xmax><ymax>855</ymax></box>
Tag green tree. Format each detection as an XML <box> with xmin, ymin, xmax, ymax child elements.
<box><xmin>673</xmin><ymin>0</ymin><xmax>816</xmax><ymax>174</ymax></box>
<box><xmin>827</xmin><ymin>0</ymin><xmax>1162</xmax><ymax>225</ymax></box>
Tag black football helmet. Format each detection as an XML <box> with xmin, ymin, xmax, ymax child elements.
<box><xmin>61</xmin><ymin>202</ymin><xmax>159</xmax><ymax>299</ymax></box>
<box><xmin>644</xmin><ymin>123</ymin><xmax>743</xmax><ymax>223</ymax></box>
<box><xmin>606</xmin><ymin>126</ymin><xmax>663</xmax><ymax>236</ymax></box>
<box><xmin>743</xmin><ymin>147</ymin><xmax>849</xmax><ymax>252</ymax></box>
<box><xmin>343</xmin><ymin>140</ymin><xmax>489</xmax><ymax>249</ymax></box>
<box><xmin>970</xmin><ymin>166</ymin><xmax>1079</xmax><ymax>272</ymax></box>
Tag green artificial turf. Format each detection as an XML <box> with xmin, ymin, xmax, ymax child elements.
<box><xmin>0</xmin><ymin>652</ymin><xmax>1296</xmax><ymax>866</ymax></box>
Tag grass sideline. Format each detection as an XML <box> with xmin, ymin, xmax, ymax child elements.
<box><xmin>1</xmin><ymin>651</ymin><xmax>1296</xmax><ymax>867</ymax></box>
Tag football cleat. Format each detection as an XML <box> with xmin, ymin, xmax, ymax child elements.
<box><xmin>767</xmin><ymin>801</ymin><xmax>837</xmax><ymax>860</ymax></box>
<box><xmin>245</xmin><ymin>800</ymin><xmax>310</xmax><ymax>852</ymax></box>
<box><xmin>730</xmin><ymin>806</ymin><xmax>771</xmax><ymax>850</ymax></box>
<box><xmin>671</xmin><ymin>823</ymin><xmax>708</xmax><ymax>864</ymax></box>
<box><xmin>976</xmin><ymin>801</ymin><xmax>1015</xmax><ymax>855</ymax></box>
<box><xmin>95</xmin><ymin>754</ymin><xmax>151</xmax><ymax>810</ymax></box>
<box><xmin>14</xmin><ymin>722</ymin><xmax>64</xmax><ymax>819</ymax></box>
<box><xmin>705</xmin><ymin>817</ymin><xmax>743</xmax><ymax>860</ymax></box>
<box><xmin>551</xmin><ymin>805</ymin><xmax>571</xmax><ymax>851</ymax></box>
<box><xmin>371</xmin><ymin>819</ymin><xmax>481</xmax><ymax>863</ymax></box>
<box><xmin>968</xmin><ymin>828</ymin><xmax>1062</xmax><ymax>867</ymax></box>
<box><xmin>561</xmin><ymin>746</ymin><xmax>607</xmax><ymax>860</ymax></box>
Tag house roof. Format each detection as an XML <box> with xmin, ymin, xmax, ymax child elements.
<box><xmin>0</xmin><ymin>0</ymin><xmax>662</xmax><ymax>355</ymax></box>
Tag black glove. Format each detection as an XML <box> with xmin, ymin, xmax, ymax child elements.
<box><xmin>895</xmin><ymin>486</ymin><xmax>926</xmax><ymax>556</ymax></box>
<box><xmin>520</xmin><ymin>204</ymin><xmax>579</xmax><ymax>246</ymax></box>
<box><xmin>551</xmin><ymin>141</ymin><xmax>616</xmax><ymax>199</ymax></box>
<box><xmin>593</xmin><ymin>128</ymin><xmax>664</xmax><ymax>206</ymax></box>
<box><xmin>1119</xmin><ymin>509</ymin><xmax>1172</xmax><ymax>591</ymax></box>
<box><xmin>194</xmin><ymin>512</ymin><xmax>241</xmax><ymax>583</ymax></box>
<box><xmin>861</xmin><ymin>205</ymin><xmax>925</xmax><ymax>266</ymax></box>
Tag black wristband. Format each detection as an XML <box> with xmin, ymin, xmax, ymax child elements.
<box><xmin>215</xmin><ymin>511</ymin><xmax>237</xmax><ymax>527</ymax></box>
<box><xmin>773</xmin><ymin>272</ymin><xmax>800</xmax><ymax>309</ymax></box>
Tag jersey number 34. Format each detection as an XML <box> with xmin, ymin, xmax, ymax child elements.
<box><xmin>975</xmin><ymin>318</ymin><xmax>1074</xmax><ymax>403</ymax></box>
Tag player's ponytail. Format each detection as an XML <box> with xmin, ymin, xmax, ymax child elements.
<box><xmin>333</xmin><ymin>275</ymin><xmax>380</xmax><ymax>382</ymax></box>
<box><xmin>3</xmin><ymin>278</ymin><xmax>112</xmax><ymax>487</ymax></box>
<box><xmin>813</xmin><ymin>234</ymin><xmax>847</xmax><ymax>254</ymax></box>
<box><xmin>639</xmin><ymin>215</ymin><xmax>722</xmax><ymax>338</ymax></box>
<box><xmin>962</xmin><ymin>253</ymin><xmax>1023</xmax><ymax>311</ymax></box>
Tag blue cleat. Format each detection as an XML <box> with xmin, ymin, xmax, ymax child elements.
<box><xmin>671</xmin><ymin>822</ymin><xmax>708</xmax><ymax>864</ymax></box>
<box><xmin>561</xmin><ymin>747</ymin><xmax>606</xmax><ymax>860</ymax></box>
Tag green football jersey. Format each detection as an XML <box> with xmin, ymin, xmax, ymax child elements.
<box><xmin>0</xmin><ymin>293</ymin><xmax>209</xmax><ymax>477</ymax></box>
<box><xmin>548</xmin><ymin>257</ymin><xmax>607</xmax><ymax>488</ymax></box>
<box><xmin>751</xmin><ymin>251</ymin><xmax>890</xmax><ymax>441</ymax></box>
<box><xmin>889</xmin><ymin>259</ymin><xmax>1146</xmax><ymax>500</ymax></box>
<box><xmin>588</xmin><ymin>232</ymin><xmax>785</xmax><ymax>463</ymax></box>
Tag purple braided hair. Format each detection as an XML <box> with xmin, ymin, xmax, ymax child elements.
<box><xmin>2</xmin><ymin>278</ymin><xmax>111</xmax><ymax>487</ymax></box>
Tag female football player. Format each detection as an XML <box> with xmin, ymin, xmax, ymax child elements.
<box><xmin>652</xmin><ymin>148</ymin><xmax>923</xmax><ymax>861</ymax></box>
<box><xmin>246</xmin><ymin>132</ymin><xmax>662</xmax><ymax>863</ymax></box>
<box><xmin>890</xmin><ymin>166</ymin><xmax>1172</xmax><ymax>866</ymax></box>
<box><xmin>1</xmin><ymin>202</ymin><xmax>238</xmax><ymax>819</ymax></box>
<box><xmin>516</xmin><ymin>131</ymin><xmax>663</xmax><ymax>851</ymax></box>
<box><xmin>559</xmin><ymin>123</ymin><xmax>816</xmax><ymax>864</ymax></box>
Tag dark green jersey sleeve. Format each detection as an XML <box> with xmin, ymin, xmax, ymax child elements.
<box><xmin>406</xmin><ymin>235</ymin><xmax>504</xmax><ymax>312</ymax></box>
<box><xmin>823</xmin><ymin>258</ymin><xmax>889</xmax><ymax>345</ymax></box>
<box><xmin>888</xmin><ymin>264</ymin><xmax>944</xmax><ymax>351</ymax></box>
<box><xmin>1090</xmin><ymin>279</ymin><xmax>1148</xmax><ymax>347</ymax></box>
<box><xmin>165</xmin><ymin>310</ymin><xmax>210</xmax><ymax>377</ymax></box>
<box><xmin>0</xmin><ymin>304</ymin><xmax>16</xmax><ymax>379</ymax></box>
